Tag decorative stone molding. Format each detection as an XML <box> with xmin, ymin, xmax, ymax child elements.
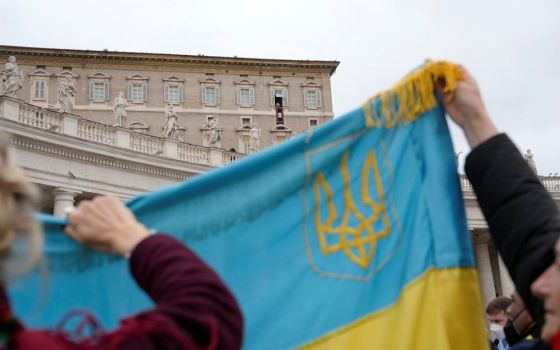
<box><xmin>0</xmin><ymin>46</ymin><xmax>340</xmax><ymax>76</ymax></box>
<box><xmin>269</xmin><ymin>124</ymin><xmax>292</xmax><ymax>145</ymax></box>
<box><xmin>9</xmin><ymin>136</ymin><xmax>193</xmax><ymax>180</ymax></box>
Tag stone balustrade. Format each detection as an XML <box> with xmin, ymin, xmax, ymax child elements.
<box><xmin>460</xmin><ymin>174</ymin><xmax>560</xmax><ymax>194</ymax></box>
<box><xmin>18</xmin><ymin>103</ymin><xmax>63</xmax><ymax>131</ymax></box>
<box><xmin>0</xmin><ymin>96</ymin><xmax>244</xmax><ymax>167</ymax></box>
<box><xmin>78</xmin><ymin>119</ymin><xmax>117</xmax><ymax>146</ymax></box>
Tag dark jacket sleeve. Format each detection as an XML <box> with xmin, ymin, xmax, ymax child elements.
<box><xmin>465</xmin><ymin>133</ymin><xmax>560</xmax><ymax>320</ymax></box>
<box><xmin>120</xmin><ymin>234</ymin><xmax>243</xmax><ymax>350</ymax></box>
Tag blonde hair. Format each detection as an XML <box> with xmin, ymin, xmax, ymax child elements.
<box><xmin>0</xmin><ymin>134</ymin><xmax>43</xmax><ymax>281</ymax></box>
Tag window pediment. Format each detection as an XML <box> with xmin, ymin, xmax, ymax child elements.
<box><xmin>126</xmin><ymin>74</ymin><xmax>149</xmax><ymax>81</ymax></box>
<box><xmin>236</xmin><ymin>125</ymin><xmax>252</xmax><ymax>132</ymax></box>
<box><xmin>268</xmin><ymin>79</ymin><xmax>288</xmax><ymax>87</ymax></box>
<box><xmin>87</xmin><ymin>72</ymin><xmax>110</xmax><ymax>79</ymax></box>
<box><xmin>270</xmin><ymin>125</ymin><xmax>292</xmax><ymax>133</ymax></box>
<box><xmin>301</xmin><ymin>81</ymin><xmax>321</xmax><ymax>88</ymax></box>
<box><xmin>58</xmin><ymin>71</ymin><xmax>80</xmax><ymax>79</ymax></box>
<box><xmin>200</xmin><ymin>77</ymin><xmax>221</xmax><ymax>84</ymax></box>
<box><xmin>163</xmin><ymin>75</ymin><xmax>184</xmax><ymax>83</ymax></box>
<box><xmin>234</xmin><ymin>79</ymin><xmax>255</xmax><ymax>86</ymax></box>
<box><xmin>28</xmin><ymin>69</ymin><xmax>51</xmax><ymax>78</ymax></box>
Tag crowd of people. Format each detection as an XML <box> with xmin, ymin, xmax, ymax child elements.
<box><xmin>0</xmin><ymin>64</ymin><xmax>559</xmax><ymax>349</ymax></box>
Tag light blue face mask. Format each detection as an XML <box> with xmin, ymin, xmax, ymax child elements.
<box><xmin>490</xmin><ymin>323</ymin><xmax>506</xmax><ymax>342</ymax></box>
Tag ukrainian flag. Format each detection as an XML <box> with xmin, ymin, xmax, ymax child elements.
<box><xmin>11</xmin><ymin>62</ymin><xmax>487</xmax><ymax>349</ymax></box>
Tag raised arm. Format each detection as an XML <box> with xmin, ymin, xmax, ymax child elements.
<box><xmin>440</xmin><ymin>66</ymin><xmax>560</xmax><ymax>321</ymax></box>
<box><xmin>66</xmin><ymin>196</ymin><xmax>243</xmax><ymax>349</ymax></box>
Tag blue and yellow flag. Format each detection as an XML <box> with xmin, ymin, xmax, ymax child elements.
<box><xmin>10</xmin><ymin>62</ymin><xmax>487</xmax><ymax>349</ymax></box>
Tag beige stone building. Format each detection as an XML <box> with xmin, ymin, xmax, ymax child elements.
<box><xmin>0</xmin><ymin>45</ymin><xmax>339</xmax><ymax>153</ymax></box>
<box><xmin>1</xmin><ymin>45</ymin><xmax>559</xmax><ymax>313</ymax></box>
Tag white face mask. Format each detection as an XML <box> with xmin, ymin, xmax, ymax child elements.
<box><xmin>489</xmin><ymin>323</ymin><xmax>506</xmax><ymax>342</ymax></box>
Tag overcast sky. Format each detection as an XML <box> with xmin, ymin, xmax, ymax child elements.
<box><xmin>1</xmin><ymin>0</ymin><xmax>559</xmax><ymax>174</ymax></box>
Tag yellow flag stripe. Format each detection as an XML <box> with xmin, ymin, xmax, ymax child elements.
<box><xmin>298</xmin><ymin>268</ymin><xmax>487</xmax><ymax>350</ymax></box>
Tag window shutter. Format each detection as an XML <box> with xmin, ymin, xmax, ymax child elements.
<box><xmin>164</xmin><ymin>84</ymin><xmax>168</xmax><ymax>103</ymax></box>
<box><xmin>216</xmin><ymin>87</ymin><xmax>220</xmax><ymax>104</ymax></box>
<box><xmin>89</xmin><ymin>80</ymin><xmax>94</xmax><ymax>100</ymax></box>
<box><xmin>236</xmin><ymin>87</ymin><xmax>241</xmax><ymax>105</ymax></box>
<box><xmin>303</xmin><ymin>90</ymin><xmax>308</xmax><ymax>108</ymax></box>
<box><xmin>270</xmin><ymin>89</ymin><xmax>275</xmax><ymax>106</ymax></box>
<box><xmin>127</xmin><ymin>83</ymin><xmax>132</xmax><ymax>101</ymax></box>
<box><xmin>178</xmin><ymin>85</ymin><xmax>184</xmax><ymax>103</ymax></box>
<box><xmin>250</xmin><ymin>88</ymin><xmax>255</xmax><ymax>105</ymax></box>
<box><xmin>143</xmin><ymin>83</ymin><xmax>148</xmax><ymax>101</ymax></box>
<box><xmin>283</xmin><ymin>88</ymin><xmax>289</xmax><ymax>107</ymax></box>
<box><xmin>104</xmin><ymin>81</ymin><xmax>110</xmax><ymax>101</ymax></box>
<box><xmin>317</xmin><ymin>90</ymin><xmax>322</xmax><ymax>108</ymax></box>
<box><xmin>201</xmin><ymin>86</ymin><xmax>206</xmax><ymax>104</ymax></box>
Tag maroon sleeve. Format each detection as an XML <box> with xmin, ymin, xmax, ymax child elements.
<box><xmin>121</xmin><ymin>234</ymin><xmax>243</xmax><ymax>350</ymax></box>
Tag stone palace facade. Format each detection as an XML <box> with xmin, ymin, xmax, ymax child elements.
<box><xmin>1</xmin><ymin>45</ymin><xmax>558</xmax><ymax>311</ymax></box>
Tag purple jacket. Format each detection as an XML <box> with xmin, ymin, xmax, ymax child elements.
<box><xmin>6</xmin><ymin>234</ymin><xmax>244</xmax><ymax>349</ymax></box>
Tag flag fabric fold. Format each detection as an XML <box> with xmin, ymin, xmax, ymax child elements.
<box><xmin>10</xmin><ymin>61</ymin><xmax>487</xmax><ymax>349</ymax></box>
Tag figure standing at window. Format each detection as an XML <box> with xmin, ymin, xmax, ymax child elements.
<box><xmin>162</xmin><ymin>103</ymin><xmax>178</xmax><ymax>139</ymax></box>
<box><xmin>58</xmin><ymin>76</ymin><xmax>76</xmax><ymax>113</ymax></box>
<box><xmin>114</xmin><ymin>91</ymin><xmax>128</xmax><ymax>127</ymax></box>
<box><xmin>0</xmin><ymin>56</ymin><xmax>23</xmax><ymax>97</ymax></box>
<box><xmin>275</xmin><ymin>102</ymin><xmax>284</xmax><ymax>125</ymax></box>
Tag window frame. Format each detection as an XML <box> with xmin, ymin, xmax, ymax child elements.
<box><xmin>163</xmin><ymin>76</ymin><xmax>185</xmax><ymax>104</ymax></box>
<box><xmin>308</xmin><ymin>118</ymin><xmax>319</xmax><ymax>127</ymax></box>
<box><xmin>88</xmin><ymin>73</ymin><xmax>110</xmax><ymax>103</ymax></box>
<box><xmin>200</xmin><ymin>77</ymin><xmax>221</xmax><ymax>106</ymax></box>
<box><xmin>32</xmin><ymin>79</ymin><xmax>47</xmax><ymax>100</ymax></box>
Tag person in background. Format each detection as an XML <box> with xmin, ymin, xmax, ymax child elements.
<box><xmin>504</xmin><ymin>290</ymin><xmax>546</xmax><ymax>349</ymax></box>
<box><xmin>487</xmin><ymin>297</ymin><xmax>513</xmax><ymax>349</ymax></box>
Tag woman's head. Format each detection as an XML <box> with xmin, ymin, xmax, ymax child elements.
<box><xmin>531</xmin><ymin>239</ymin><xmax>560</xmax><ymax>341</ymax></box>
<box><xmin>0</xmin><ymin>134</ymin><xmax>42</xmax><ymax>281</ymax></box>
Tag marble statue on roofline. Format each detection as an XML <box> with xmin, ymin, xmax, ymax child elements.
<box><xmin>114</xmin><ymin>92</ymin><xmax>128</xmax><ymax>127</ymax></box>
<box><xmin>0</xmin><ymin>56</ymin><xmax>23</xmax><ymax>97</ymax></box>
<box><xmin>58</xmin><ymin>76</ymin><xmax>76</xmax><ymax>113</ymax></box>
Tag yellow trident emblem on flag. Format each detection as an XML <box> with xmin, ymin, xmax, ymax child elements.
<box><xmin>313</xmin><ymin>150</ymin><xmax>391</xmax><ymax>269</ymax></box>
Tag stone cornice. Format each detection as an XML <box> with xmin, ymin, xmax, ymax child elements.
<box><xmin>0</xmin><ymin>45</ymin><xmax>340</xmax><ymax>76</ymax></box>
<box><xmin>10</xmin><ymin>135</ymin><xmax>194</xmax><ymax>181</ymax></box>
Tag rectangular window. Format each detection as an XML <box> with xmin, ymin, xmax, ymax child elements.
<box><xmin>167</xmin><ymin>85</ymin><xmax>181</xmax><ymax>103</ymax></box>
<box><xmin>241</xmin><ymin>117</ymin><xmax>252</xmax><ymax>126</ymax></box>
<box><xmin>239</xmin><ymin>134</ymin><xmax>250</xmax><ymax>154</ymax></box>
<box><xmin>92</xmin><ymin>82</ymin><xmax>106</xmax><ymax>101</ymax></box>
<box><xmin>309</xmin><ymin>118</ymin><xmax>319</xmax><ymax>127</ymax></box>
<box><xmin>305</xmin><ymin>90</ymin><xmax>321</xmax><ymax>108</ymax></box>
<box><xmin>203</xmin><ymin>86</ymin><xmax>218</xmax><ymax>105</ymax></box>
<box><xmin>33</xmin><ymin>80</ymin><xmax>46</xmax><ymax>100</ymax></box>
<box><xmin>237</xmin><ymin>88</ymin><xmax>254</xmax><ymax>106</ymax></box>
<box><xmin>270</xmin><ymin>89</ymin><xmax>288</xmax><ymax>106</ymax></box>
<box><xmin>129</xmin><ymin>83</ymin><xmax>147</xmax><ymax>102</ymax></box>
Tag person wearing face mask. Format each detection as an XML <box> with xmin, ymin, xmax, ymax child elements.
<box><xmin>504</xmin><ymin>291</ymin><xmax>548</xmax><ymax>349</ymax></box>
<box><xmin>439</xmin><ymin>66</ymin><xmax>560</xmax><ymax>349</ymax></box>
<box><xmin>487</xmin><ymin>297</ymin><xmax>513</xmax><ymax>349</ymax></box>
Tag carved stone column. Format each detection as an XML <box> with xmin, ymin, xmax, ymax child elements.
<box><xmin>53</xmin><ymin>188</ymin><xmax>81</xmax><ymax>217</ymax></box>
<box><xmin>498</xmin><ymin>255</ymin><xmax>515</xmax><ymax>297</ymax></box>
<box><xmin>475</xmin><ymin>242</ymin><xmax>497</xmax><ymax>309</ymax></box>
